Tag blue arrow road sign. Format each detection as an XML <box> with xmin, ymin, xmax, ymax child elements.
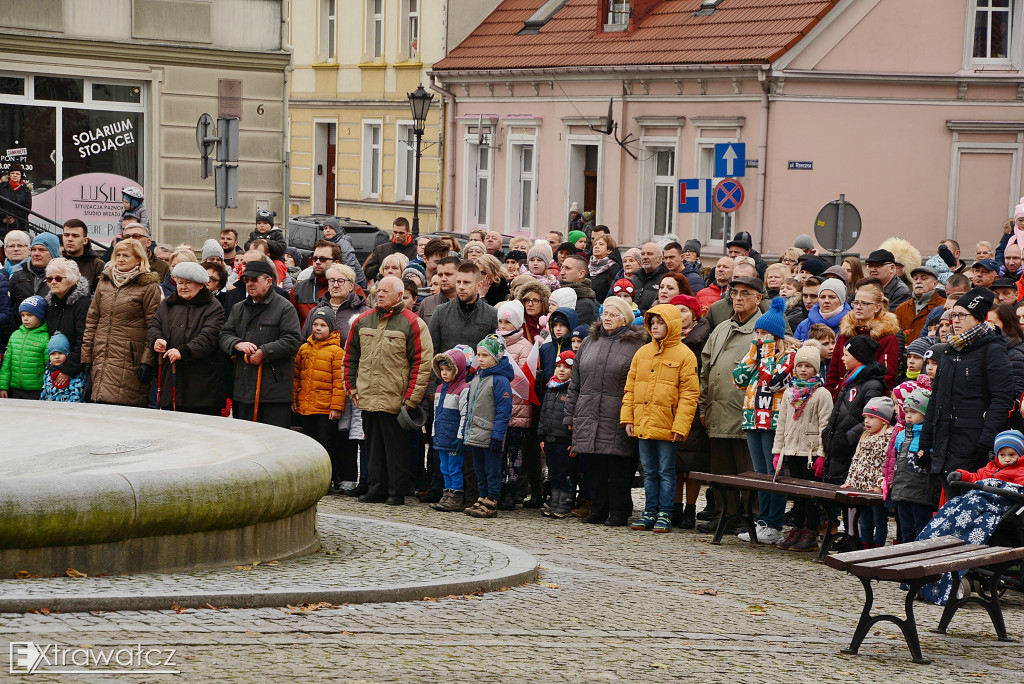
<box><xmin>678</xmin><ymin>178</ymin><xmax>713</xmax><ymax>213</ymax></box>
<box><xmin>714</xmin><ymin>142</ymin><xmax>746</xmax><ymax>178</ymax></box>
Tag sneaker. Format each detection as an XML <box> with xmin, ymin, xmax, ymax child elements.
<box><xmin>630</xmin><ymin>512</ymin><xmax>656</xmax><ymax>531</ymax></box>
<box><xmin>652</xmin><ymin>512</ymin><xmax>672</xmax><ymax>533</ymax></box>
<box><xmin>758</xmin><ymin>526</ymin><xmax>784</xmax><ymax>545</ymax></box>
<box><xmin>776</xmin><ymin>527</ymin><xmax>802</xmax><ymax>550</ymax></box>
<box><xmin>791</xmin><ymin>528</ymin><xmax>819</xmax><ymax>552</ymax></box>
<box><xmin>738</xmin><ymin>520</ymin><xmax>767</xmax><ymax>542</ymax></box>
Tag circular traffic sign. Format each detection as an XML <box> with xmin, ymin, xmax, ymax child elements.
<box><xmin>713</xmin><ymin>178</ymin><xmax>744</xmax><ymax>213</ymax></box>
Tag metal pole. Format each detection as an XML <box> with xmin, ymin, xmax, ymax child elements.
<box><xmin>412</xmin><ymin>128</ymin><xmax>422</xmax><ymax>239</ymax></box>
<box><xmin>221</xmin><ymin>204</ymin><xmax>226</xmax><ymax>234</ymax></box>
<box><xmin>835</xmin><ymin>193</ymin><xmax>845</xmax><ymax>263</ymax></box>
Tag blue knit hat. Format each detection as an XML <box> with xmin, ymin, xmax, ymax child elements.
<box><xmin>19</xmin><ymin>295</ymin><xmax>46</xmax><ymax>322</ymax></box>
<box><xmin>47</xmin><ymin>332</ymin><xmax>70</xmax><ymax>356</ymax></box>
<box><xmin>993</xmin><ymin>430</ymin><xmax>1024</xmax><ymax>459</ymax></box>
<box><xmin>31</xmin><ymin>232</ymin><xmax>60</xmax><ymax>259</ymax></box>
<box><xmin>754</xmin><ymin>297</ymin><xmax>787</xmax><ymax>339</ymax></box>
<box><xmin>571</xmin><ymin>324</ymin><xmax>588</xmax><ymax>341</ymax></box>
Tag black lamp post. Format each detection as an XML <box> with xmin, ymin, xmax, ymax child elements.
<box><xmin>407</xmin><ymin>84</ymin><xmax>433</xmax><ymax>240</ymax></box>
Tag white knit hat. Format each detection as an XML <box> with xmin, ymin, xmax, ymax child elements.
<box><xmin>173</xmin><ymin>261</ymin><xmax>210</xmax><ymax>284</ymax></box>
<box><xmin>496</xmin><ymin>299</ymin><xmax>525</xmax><ymax>329</ymax></box>
<box><xmin>550</xmin><ymin>286</ymin><xmax>577</xmax><ymax>310</ymax></box>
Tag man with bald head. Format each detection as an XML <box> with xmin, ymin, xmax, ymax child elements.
<box><xmin>345</xmin><ymin>274</ymin><xmax>433</xmax><ymax>506</ymax></box>
<box><xmin>631</xmin><ymin>241</ymin><xmax>669</xmax><ymax>312</ymax></box>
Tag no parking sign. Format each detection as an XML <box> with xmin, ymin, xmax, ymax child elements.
<box><xmin>713</xmin><ymin>178</ymin><xmax>744</xmax><ymax>212</ymax></box>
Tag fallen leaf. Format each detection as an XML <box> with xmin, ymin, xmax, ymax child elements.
<box><xmin>15</xmin><ymin>570</ymin><xmax>31</xmax><ymax>579</ymax></box>
<box><xmin>554</xmin><ymin>535</ymin><xmax>567</xmax><ymax>540</ymax></box>
<box><xmin>252</xmin><ymin>561</ymin><xmax>262</xmax><ymax>567</ymax></box>
<box><xmin>235</xmin><ymin>565</ymin><xmax>253</xmax><ymax>571</ymax></box>
<box><xmin>38</xmin><ymin>607</ymin><xmax>51</xmax><ymax>615</ymax></box>
<box><xmin>65</xmin><ymin>568</ymin><xmax>88</xmax><ymax>578</ymax></box>
<box><xmin>341</xmin><ymin>631</ymin><xmax>353</xmax><ymax>636</ymax></box>
<box><xmin>266</xmin><ymin>561</ymin><xmax>279</xmax><ymax>566</ymax></box>
<box><xmin>690</xmin><ymin>589</ymin><xmax>718</xmax><ymax>596</ymax></box>
<box><xmin>537</xmin><ymin>581</ymin><xmax>559</xmax><ymax>589</ymax></box>
<box><xmin>205</xmin><ymin>603</ymin><xmax>227</xmax><ymax>610</ymax></box>
<box><xmin>743</xmin><ymin>605</ymin><xmax>767</xmax><ymax>615</ymax></box>
<box><xmin>649</xmin><ymin>663</ymin><xmax>669</xmax><ymax>670</ymax></box>
<box><xmin>396</xmin><ymin>540</ymin><xmax>410</xmax><ymax>546</ymax></box>
<box><xmin>170</xmin><ymin>603</ymin><xmax>187</xmax><ymax>614</ymax></box>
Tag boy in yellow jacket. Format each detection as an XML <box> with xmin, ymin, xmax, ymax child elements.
<box><xmin>293</xmin><ymin>306</ymin><xmax>346</xmax><ymax>490</ymax></box>
<box><xmin>622</xmin><ymin>304</ymin><xmax>700</xmax><ymax>532</ymax></box>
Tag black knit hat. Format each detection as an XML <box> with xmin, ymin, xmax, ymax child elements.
<box><xmin>955</xmin><ymin>287</ymin><xmax>995</xmax><ymax>321</ymax></box>
<box><xmin>844</xmin><ymin>334</ymin><xmax>880</xmax><ymax>366</ymax></box>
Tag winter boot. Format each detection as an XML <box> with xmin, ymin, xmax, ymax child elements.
<box><xmin>572</xmin><ymin>497</ymin><xmax>591</xmax><ymax>519</ymax></box>
<box><xmin>430</xmin><ymin>490</ymin><xmax>452</xmax><ymax>511</ymax></box>
<box><xmin>542</xmin><ymin>490</ymin><xmax>560</xmax><ymax>517</ymax></box>
<box><xmin>652</xmin><ymin>512</ymin><xmax>672</xmax><ymax>533</ymax></box>
<box><xmin>680</xmin><ymin>504</ymin><xmax>696</xmax><ymax>530</ymax></box>
<box><xmin>791</xmin><ymin>527</ymin><xmax>819</xmax><ymax>552</ymax></box>
<box><xmin>551</xmin><ymin>491</ymin><xmax>573</xmax><ymax>519</ymax></box>
<box><xmin>696</xmin><ymin>488</ymin><xmax>716</xmax><ymax>521</ymax></box>
<box><xmin>776</xmin><ymin>527</ymin><xmax>801</xmax><ymax>550</ymax></box>
<box><xmin>498</xmin><ymin>484</ymin><xmax>517</xmax><ymax>511</ymax></box>
<box><xmin>671</xmin><ymin>503</ymin><xmax>684</xmax><ymax>527</ymax></box>
<box><xmin>466</xmin><ymin>497</ymin><xmax>498</xmax><ymax>519</ymax></box>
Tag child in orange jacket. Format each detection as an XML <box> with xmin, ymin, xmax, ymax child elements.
<box><xmin>948</xmin><ymin>429</ymin><xmax>1024</xmax><ymax>487</ymax></box>
<box><xmin>293</xmin><ymin>306</ymin><xmax>346</xmax><ymax>489</ymax></box>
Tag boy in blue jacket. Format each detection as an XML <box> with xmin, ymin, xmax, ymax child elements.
<box><xmin>430</xmin><ymin>345</ymin><xmax>472</xmax><ymax>513</ymax></box>
<box><xmin>538</xmin><ymin>306</ymin><xmax>578</xmax><ymax>397</ymax></box>
<box><xmin>461</xmin><ymin>334</ymin><xmax>514</xmax><ymax>518</ymax></box>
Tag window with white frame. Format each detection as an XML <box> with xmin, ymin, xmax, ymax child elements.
<box><xmin>697</xmin><ymin>143</ymin><xmax>734</xmax><ymax>245</ymax></box>
<box><xmin>973</xmin><ymin>0</ymin><xmax>1013</xmax><ymax>61</ymax></box>
<box><xmin>607</xmin><ymin>1</ymin><xmax>630</xmax><ymax>25</ymax></box>
<box><xmin>404</xmin><ymin>0</ymin><xmax>420</xmax><ymax>60</ymax></box>
<box><xmin>368</xmin><ymin>0</ymin><xmax>384</xmax><ymax>60</ymax></box>
<box><xmin>395</xmin><ymin>123</ymin><xmax>415</xmax><ymax>201</ymax></box>
<box><xmin>652</xmin><ymin>149</ymin><xmax>675</xmax><ymax>237</ymax></box>
<box><xmin>464</xmin><ymin>137</ymin><xmax>492</xmax><ymax>229</ymax></box>
<box><xmin>319</xmin><ymin>0</ymin><xmax>336</xmax><ymax>61</ymax></box>
<box><xmin>508</xmin><ymin>141</ymin><xmax>536</xmax><ymax>233</ymax></box>
<box><xmin>361</xmin><ymin>122</ymin><xmax>382</xmax><ymax>199</ymax></box>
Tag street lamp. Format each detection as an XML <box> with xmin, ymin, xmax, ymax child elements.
<box><xmin>407</xmin><ymin>84</ymin><xmax>434</xmax><ymax>239</ymax></box>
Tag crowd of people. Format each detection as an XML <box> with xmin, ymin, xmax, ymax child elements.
<box><xmin>2</xmin><ymin>193</ymin><xmax>1024</xmax><ymax>556</ymax></box>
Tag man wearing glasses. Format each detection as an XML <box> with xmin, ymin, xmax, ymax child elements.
<box><xmin>290</xmin><ymin>240</ymin><xmax>340</xmax><ymax>324</ymax></box>
<box><xmin>61</xmin><ymin>219</ymin><xmax>105</xmax><ymax>291</ymax></box>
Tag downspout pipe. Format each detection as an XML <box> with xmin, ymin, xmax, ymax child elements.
<box><xmin>281</xmin><ymin>0</ymin><xmax>294</xmax><ymax>239</ymax></box>
<box><xmin>755</xmin><ymin>65</ymin><xmax>770</xmax><ymax>255</ymax></box>
<box><xmin>429</xmin><ymin>73</ymin><xmax>457</xmax><ymax>233</ymax></box>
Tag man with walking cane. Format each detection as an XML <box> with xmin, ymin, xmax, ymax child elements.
<box><xmin>219</xmin><ymin>260</ymin><xmax>301</xmax><ymax>427</ymax></box>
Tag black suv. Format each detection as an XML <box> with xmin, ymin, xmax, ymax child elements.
<box><xmin>287</xmin><ymin>215</ymin><xmax>387</xmax><ymax>264</ymax></box>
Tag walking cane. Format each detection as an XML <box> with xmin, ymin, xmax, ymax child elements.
<box><xmin>252</xmin><ymin>360</ymin><xmax>264</xmax><ymax>422</ymax></box>
<box><xmin>171</xmin><ymin>361</ymin><xmax>178</xmax><ymax>412</ymax></box>
<box><xmin>156</xmin><ymin>356</ymin><xmax>163</xmax><ymax>410</ymax></box>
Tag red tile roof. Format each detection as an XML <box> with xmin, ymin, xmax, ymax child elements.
<box><xmin>433</xmin><ymin>0</ymin><xmax>838</xmax><ymax>71</ymax></box>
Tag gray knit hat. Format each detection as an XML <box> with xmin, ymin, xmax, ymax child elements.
<box><xmin>794</xmin><ymin>234</ymin><xmax>815</xmax><ymax>251</ymax></box>
<box><xmin>862</xmin><ymin>396</ymin><xmax>895</xmax><ymax>424</ymax></box>
<box><xmin>527</xmin><ymin>241</ymin><xmax>553</xmax><ymax>265</ymax></box>
<box><xmin>201</xmin><ymin>238</ymin><xmax>224</xmax><ymax>261</ymax></box>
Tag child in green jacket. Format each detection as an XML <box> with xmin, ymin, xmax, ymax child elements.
<box><xmin>0</xmin><ymin>295</ymin><xmax>50</xmax><ymax>400</ymax></box>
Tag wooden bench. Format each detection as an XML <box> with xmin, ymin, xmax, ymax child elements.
<box><xmin>689</xmin><ymin>471</ymin><xmax>884</xmax><ymax>561</ymax></box>
<box><xmin>824</xmin><ymin>536</ymin><xmax>1024</xmax><ymax>664</ymax></box>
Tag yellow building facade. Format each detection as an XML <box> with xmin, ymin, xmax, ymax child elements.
<box><xmin>288</xmin><ymin>0</ymin><xmax>443</xmax><ymax>231</ymax></box>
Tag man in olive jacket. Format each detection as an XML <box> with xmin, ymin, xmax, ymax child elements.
<box><xmin>344</xmin><ymin>275</ymin><xmax>433</xmax><ymax>504</ymax></box>
<box><xmin>696</xmin><ymin>275</ymin><xmax>764</xmax><ymax>533</ymax></box>
<box><xmin>219</xmin><ymin>260</ymin><xmax>302</xmax><ymax>428</ymax></box>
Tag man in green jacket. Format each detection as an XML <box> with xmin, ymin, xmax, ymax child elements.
<box><xmin>344</xmin><ymin>275</ymin><xmax>433</xmax><ymax>505</ymax></box>
<box><xmin>696</xmin><ymin>275</ymin><xmax>763</xmax><ymax>533</ymax></box>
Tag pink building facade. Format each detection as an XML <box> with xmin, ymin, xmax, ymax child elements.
<box><xmin>431</xmin><ymin>0</ymin><xmax>1024</xmax><ymax>258</ymax></box>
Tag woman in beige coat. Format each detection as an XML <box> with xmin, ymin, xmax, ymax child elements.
<box><xmin>81</xmin><ymin>239</ymin><xmax>162</xmax><ymax>406</ymax></box>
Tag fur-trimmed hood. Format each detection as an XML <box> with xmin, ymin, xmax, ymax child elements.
<box><xmin>516</xmin><ymin>279</ymin><xmax>551</xmax><ymax>306</ymax></box>
<box><xmin>879</xmin><ymin>237</ymin><xmax>922</xmax><ymax>272</ymax></box>
<box><xmin>587</xmin><ymin>319</ymin><xmax>649</xmax><ymax>344</ymax></box>
<box><xmin>838</xmin><ymin>309</ymin><xmax>901</xmax><ymax>339</ymax></box>
<box><xmin>46</xmin><ymin>275</ymin><xmax>90</xmax><ymax>306</ymax></box>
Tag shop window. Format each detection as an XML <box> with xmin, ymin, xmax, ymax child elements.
<box><xmin>34</xmin><ymin>76</ymin><xmax>83</xmax><ymax>103</ymax></box>
<box><xmin>92</xmin><ymin>83</ymin><xmax>142</xmax><ymax>104</ymax></box>
<box><xmin>0</xmin><ymin>76</ymin><xmax>25</xmax><ymax>96</ymax></box>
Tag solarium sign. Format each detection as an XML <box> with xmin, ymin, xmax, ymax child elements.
<box><xmin>70</xmin><ymin>118</ymin><xmax>137</xmax><ymax>159</ymax></box>
<box><xmin>31</xmin><ymin>173</ymin><xmax>140</xmax><ymax>244</ymax></box>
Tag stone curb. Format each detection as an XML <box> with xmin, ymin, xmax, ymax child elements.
<box><xmin>0</xmin><ymin>514</ymin><xmax>539</xmax><ymax>613</ymax></box>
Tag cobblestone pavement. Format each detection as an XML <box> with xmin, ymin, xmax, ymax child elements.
<box><xmin>0</xmin><ymin>514</ymin><xmax>536</xmax><ymax>612</ymax></box>
<box><xmin>2</xmin><ymin>494</ymin><xmax>1023</xmax><ymax>682</ymax></box>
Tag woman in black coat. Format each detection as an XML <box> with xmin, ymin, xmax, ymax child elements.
<box><xmin>563</xmin><ymin>298</ymin><xmax>648</xmax><ymax>526</ymax></box>
<box><xmin>146</xmin><ymin>262</ymin><xmax>226</xmax><ymax>414</ymax></box>
<box><xmin>0</xmin><ymin>165</ymin><xmax>32</xmax><ymax>235</ymax></box>
<box><xmin>43</xmin><ymin>258</ymin><xmax>92</xmax><ymax>381</ymax></box>
<box><xmin>921</xmin><ymin>289</ymin><xmax>1015</xmax><ymax>474</ymax></box>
